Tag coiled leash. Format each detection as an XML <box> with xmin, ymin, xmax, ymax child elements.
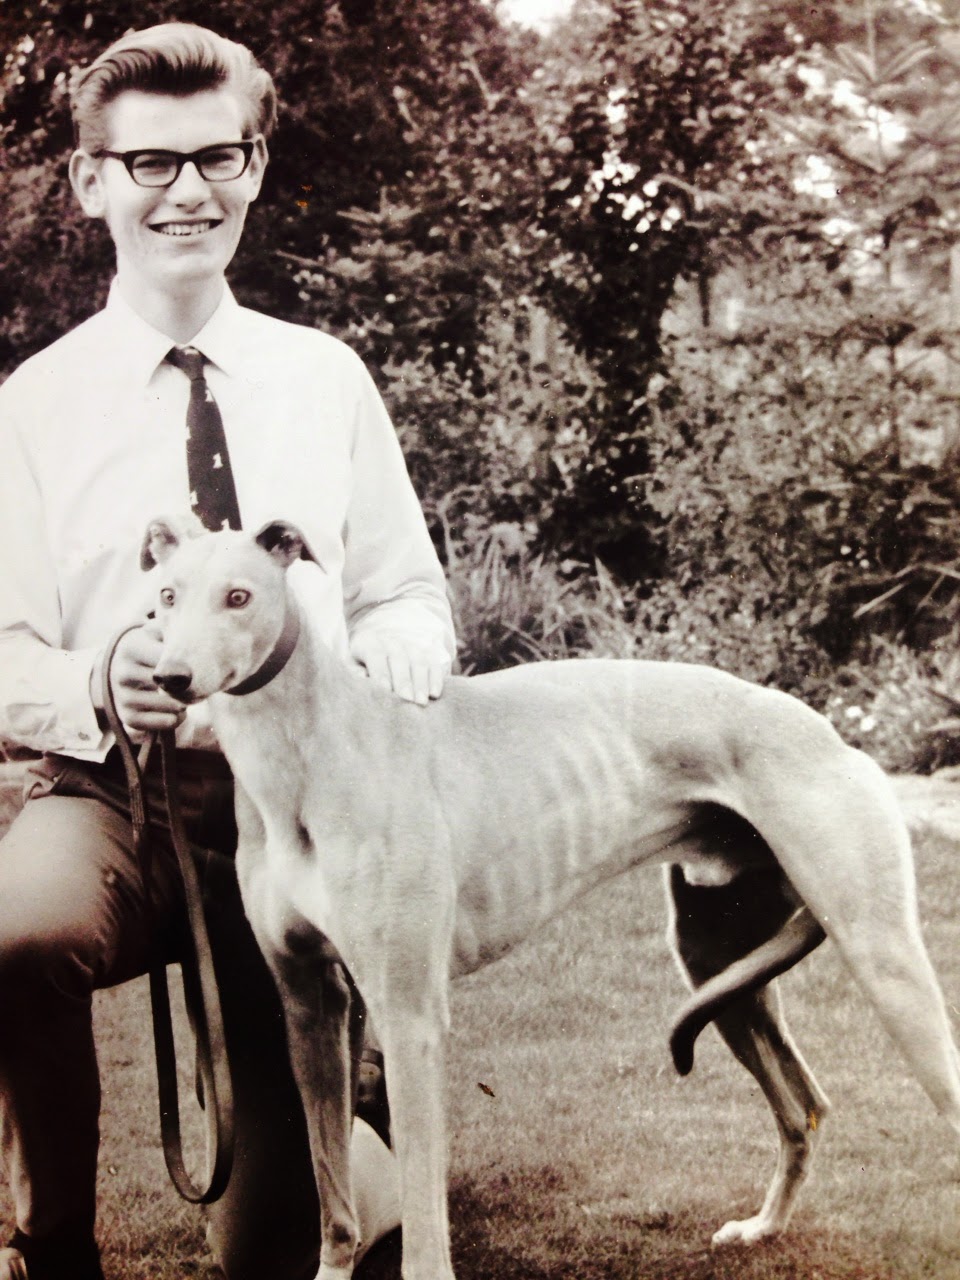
<box><xmin>102</xmin><ymin>625</ymin><xmax>235</xmax><ymax>1205</ymax></box>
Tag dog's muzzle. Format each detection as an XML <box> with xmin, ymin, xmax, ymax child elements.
<box><xmin>154</xmin><ymin>669</ymin><xmax>196</xmax><ymax>703</ymax></box>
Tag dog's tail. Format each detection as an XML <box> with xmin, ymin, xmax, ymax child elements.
<box><xmin>669</xmin><ymin>908</ymin><xmax>826</xmax><ymax>1076</ymax></box>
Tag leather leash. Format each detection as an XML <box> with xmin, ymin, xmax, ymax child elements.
<box><xmin>101</xmin><ymin>625</ymin><xmax>235</xmax><ymax>1205</ymax></box>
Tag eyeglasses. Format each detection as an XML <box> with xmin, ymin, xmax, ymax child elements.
<box><xmin>93</xmin><ymin>141</ymin><xmax>257</xmax><ymax>188</ymax></box>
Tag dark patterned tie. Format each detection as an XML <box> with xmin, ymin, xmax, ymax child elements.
<box><xmin>167</xmin><ymin>346</ymin><xmax>242</xmax><ymax>531</ymax></box>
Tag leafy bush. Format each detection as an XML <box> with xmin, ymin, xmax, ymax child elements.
<box><xmin>443</xmin><ymin>516</ymin><xmax>640</xmax><ymax>674</ymax></box>
<box><xmin>645</xmin><ymin>278</ymin><xmax>960</xmax><ymax>663</ymax></box>
<box><xmin>447</xmin><ymin>525</ymin><xmax>960</xmax><ymax>775</ymax></box>
<box><xmin>815</xmin><ymin>641</ymin><xmax>960</xmax><ymax>774</ymax></box>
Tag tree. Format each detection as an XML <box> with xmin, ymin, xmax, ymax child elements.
<box><xmin>528</xmin><ymin>0</ymin><xmax>803</xmax><ymax>575</ymax></box>
<box><xmin>638</xmin><ymin>0</ymin><xmax>960</xmax><ymax>659</ymax></box>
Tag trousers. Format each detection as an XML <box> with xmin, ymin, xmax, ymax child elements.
<box><xmin>0</xmin><ymin>750</ymin><xmax>398</xmax><ymax>1279</ymax></box>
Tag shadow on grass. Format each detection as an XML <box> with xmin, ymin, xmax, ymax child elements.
<box><xmin>355</xmin><ymin>1166</ymin><xmax>897</xmax><ymax>1280</ymax></box>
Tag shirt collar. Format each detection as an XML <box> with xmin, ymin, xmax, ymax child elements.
<box><xmin>187</xmin><ymin>287</ymin><xmax>245</xmax><ymax>379</ymax></box>
<box><xmin>102</xmin><ymin>281</ymin><xmax>245</xmax><ymax>384</ymax></box>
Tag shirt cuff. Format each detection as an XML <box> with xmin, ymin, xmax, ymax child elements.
<box><xmin>29</xmin><ymin>647</ymin><xmax>110</xmax><ymax>759</ymax></box>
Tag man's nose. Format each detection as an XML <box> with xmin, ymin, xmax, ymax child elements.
<box><xmin>153</xmin><ymin>667</ymin><xmax>194</xmax><ymax>701</ymax></box>
<box><xmin>167</xmin><ymin>159</ymin><xmax>210</xmax><ymax>202</ymax></box>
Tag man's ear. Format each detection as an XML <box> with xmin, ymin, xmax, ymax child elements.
<box><xmin>254</xmin><ymin>521</ymin><xmax>320</xmax><ymax>569</ymax></box>
<box><xmin>68</xmin><ymin>150</ymin><xmax>107</xmax><ymax>219</ymax></box>
<box><xmin>246</xmin><ymin>136</ymin><xmax>269</xmax><ymax>204</ymax></box>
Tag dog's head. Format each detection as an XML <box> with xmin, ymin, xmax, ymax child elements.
<box><xmin>141</xmin><ymin>518</ymin><xmax>315</xmax><ymax>702</ymax></box>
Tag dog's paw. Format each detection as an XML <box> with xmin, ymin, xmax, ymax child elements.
<box><xmin>712</xmin><ymin>1215</ymin><xmax>778</xmax><ymax>1247</ymax></box>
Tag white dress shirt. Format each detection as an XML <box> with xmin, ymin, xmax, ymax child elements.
<box><xmin>0</xmin><ymin>284</ymin><xmax>454</xmax><ymax>760</ymax></box>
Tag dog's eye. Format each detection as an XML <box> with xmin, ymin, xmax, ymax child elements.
<box><xmin>226</xmin><ymin>589</ymin><xmax>251</xmax><ymax>609</ymax></box>
<box><xmin>159</xmin><ymin>588</ymin><xmax>175</xmax><ymax>608</ymax></box>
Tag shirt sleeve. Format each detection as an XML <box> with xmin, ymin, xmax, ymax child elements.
<box><xmin>340</xmin><ymin>360</ymin><xmax>456</xmax><ymax>662</ymax></box>
<box><xmin>0</xmin><ymin>392</ymin><xmax>107</xmax><ymax>754</ymax></box>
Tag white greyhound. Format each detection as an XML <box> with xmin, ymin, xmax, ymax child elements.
<box><xmin>142</xmin><ymin>517</ymin><xmax>960</xmax><ymax>1280</ymax></box>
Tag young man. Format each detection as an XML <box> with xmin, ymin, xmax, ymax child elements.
<box><xmin>0</xmin><ymin>22</ymin><xmax>454</xmax><ymax>1280</ymax></box>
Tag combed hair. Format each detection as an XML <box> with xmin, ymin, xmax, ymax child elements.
<box><xmin>70</xmin><ymin>23</ymin><xmax>278</xmax><ymax>152</ymax></box>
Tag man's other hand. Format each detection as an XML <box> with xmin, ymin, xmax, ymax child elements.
<box><xmin>91</xmin><ymin>620</ymin><xmax>187</xmax><ymax>736</ymax></box>
<box><xmin>349</xmin><ymin>633</ymin><xmax>452</xmax><ymax>707</ymax></box>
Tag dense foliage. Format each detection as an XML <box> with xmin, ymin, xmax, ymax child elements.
<box><xmin>2</xmin><ymin>0</ymin><xmax>959</xmax><ymax>768</ymax></box>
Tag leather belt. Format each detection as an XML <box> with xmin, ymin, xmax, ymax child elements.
<box><xmin>94</xmin><ymin>743</ymin><xmax>234</xmax><ymax>782</ymax></box>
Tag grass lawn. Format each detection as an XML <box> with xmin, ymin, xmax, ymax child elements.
<box><xmin>1</xmin><ymin>779</ymin><xmax>959</xmax><ymax>1278</ymax></box>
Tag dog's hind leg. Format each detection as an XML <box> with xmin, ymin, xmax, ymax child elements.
<box><xmin>749</xmin><ymin>756</ymin><xmax>960</xmax><ymax>1139</ymax></box>
<box><xmin>816</xmin><ymin>893</ymin><xmax>960</xmax><ymax>1133</ymax></box>
<box><xmin>667</xmin><ymin>865</ymin><xmax>830</xmax><ymax>1245</ymax></box>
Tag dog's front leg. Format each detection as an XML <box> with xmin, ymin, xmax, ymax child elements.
<box><xmin>376</xmin><ymin>997</ymin><xmax>454</xmax><ymax>1280</ymax></box>
<box><xmin>233</xmin><ymin>789</ymin><xmax>366</xmax><ymax>1277</ymax></box>
<box><xmin>351</xmin><ymin>885</ymin><xmax>456</xmax><ymax>1280</ymax></box>
<box><xmin>271</xmin><ymin>932</ymin><xmax>365</xmax><ymax>1280</ymax></box>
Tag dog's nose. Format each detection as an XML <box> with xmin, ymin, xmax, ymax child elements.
<box><xmin>153</xmin><ymin>669</ymin><xmax>194</xmax><ymax>701</ymax></box>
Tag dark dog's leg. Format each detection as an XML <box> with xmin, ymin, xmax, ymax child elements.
<box><xmin>667</xmin><ymin>865</ymin><xmax>829</xmax><ymax>1245</ymax></box>
<box><xmin>271</xmin><ymin>926</ymin><xmax>366</xmax><ymax>1279</ymax></box>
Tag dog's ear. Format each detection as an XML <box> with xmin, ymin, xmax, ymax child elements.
<box><xmin>254</xmin><ymin>521</ymin><xmax>320</xmax><ymax>569</ymax></box>
<box><xmin>140</xmin><ymin>518</ymin><xmax>183</xmax><ymax>570</ymax></box>
<box><xmin>140</xmin><ymin>514</ymin><xmax>205</xmax><ymax>570</ymax></box>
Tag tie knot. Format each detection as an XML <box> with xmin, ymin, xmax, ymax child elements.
<box><xmin>167</xmin><ymin>345</ymin><xmax>206</xmax><ymax>381</ymax></box>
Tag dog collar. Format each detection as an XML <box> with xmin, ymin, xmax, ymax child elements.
<box><xmin>226</xmin><ymin>597</ymin><xmax>301</xmax><ymax>697</ymax></box>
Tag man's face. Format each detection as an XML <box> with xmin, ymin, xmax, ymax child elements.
<box><xmin>70</xmin><ymin>88</ymin><xmax>266</xmax><ymax>303</ymax></box>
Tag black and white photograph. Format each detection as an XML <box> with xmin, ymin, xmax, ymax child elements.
<box><xmin>2</xmin><ymin>2</ymin><xmax>960</xmax><ymax>1278</ymax></box>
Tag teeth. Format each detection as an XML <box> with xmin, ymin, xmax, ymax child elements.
<box><xmin>156</xmin><ymin>222</ymin><xmax>215</xmax><ymax>236</ymax></box>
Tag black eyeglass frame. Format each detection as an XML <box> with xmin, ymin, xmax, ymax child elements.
<box><xmin>92</xmin><ymin>140</ymin><xmax>258</xmax><ymax>188</ymax></box>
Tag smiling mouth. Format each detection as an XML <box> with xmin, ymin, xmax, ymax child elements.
<box><xmin>151</xmin><ymin>220</ymin><xmax>221</xmax><ymax>237</ymax></box>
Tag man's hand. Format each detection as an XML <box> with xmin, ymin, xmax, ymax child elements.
<box><xmin>91</xmin><ymin>620</ymin><xmax>186</xmax><ymax>736</ymax></box>
<box><xmin>349</xmin><ymin>633</ymin><xmax>451</xmax><ymax>707</ymax></box>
